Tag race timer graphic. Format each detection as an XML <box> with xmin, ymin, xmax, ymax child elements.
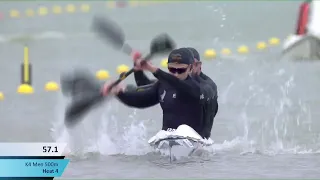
<box><xmin>0</xmin><ymin>143</ymin><xmax>69</xmax><ymax>179</ymax></box>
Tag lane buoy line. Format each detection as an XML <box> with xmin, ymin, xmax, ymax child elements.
<box><xmin>0</xmin><ymin>1</ymin><xmax>171</xmax><ymax>20</ymax></box>
<box><xmin>0</xmin><ymin>36</ymin><xmax>283</xmax><ymax>99</ymax></box>
<box><xmin>202</xmin><ymin>37</ymin><xmax>281</xmax><ymax>59</ymax></box>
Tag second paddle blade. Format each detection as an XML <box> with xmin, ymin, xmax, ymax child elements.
<box><xmin>65</xmin><ymin>92</ymin><xmax>105</xmax><ymax>128</ymax></box>
<box><xmin>150</xmin><ymin>33</ymin><xmax>176</xmax><ymax>55</ymax></box>
<box><xmin>60</xmin><ymin>69</ymin><xmax>105</xmax><ymax>128</ymax></box>
<box><xmin>60</xmin><ymin>68</ymin><xmax>101</xmax><ymax>97</ymax></box>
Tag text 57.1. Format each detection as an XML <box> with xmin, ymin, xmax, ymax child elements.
<box><xmin>43</xmin><ymin>146</ymin><xmax>58</xmax><ymax>153</ymax></box>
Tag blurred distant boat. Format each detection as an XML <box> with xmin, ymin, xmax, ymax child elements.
<box><xmin>281</xmin><ymin>0</ymin><xmax>320</xmax><ymax>60</ymax></box>
<box><xmin>282</xmin><ymin>35</ymin><xmax>320</xmax><ymax>60</ymax></box>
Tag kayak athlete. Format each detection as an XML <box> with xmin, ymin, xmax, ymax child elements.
<box><xmin>129</xmin><ymin>48</ymin><xmax>218</xmax><ymax>139</ymax></box>
<box><xmin>102</xmin><ymin>48</ymin><xmax>214</xmax><ymax>137</ymax></box>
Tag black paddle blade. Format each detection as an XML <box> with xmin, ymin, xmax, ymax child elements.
<box><xmin>150</xmin><ymin>33</ymin><xmax>176</xmax><ymax>55</ymax></box>
<box><xmin>92</xmin><ymin>15</ymin><xmax>126</xmax><ymax>50</ymax></box>
<box><xmin>60</xmin><ymin>69</ymin><xmax>101</xmax><ymax>97</ymax></box>
<box><xmin>65</xmin><ymin>93</ymin><xmax>104</xmax><ymax>128</ymax></box>
<box><xmin>60</xmin><ymin>69</ymin><xmax>105</xmax><ymax>128</ymax></box>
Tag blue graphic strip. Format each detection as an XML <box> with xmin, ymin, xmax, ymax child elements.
<box><xmin>0</xmin><ymin>159</ymin><xmax>69</xmax><ymax>177</ymax></box>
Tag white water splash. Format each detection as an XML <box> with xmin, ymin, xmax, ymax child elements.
<box><xmin>51</xmin><ymin>95</ymin><xmax>151</xmax><ymax>158</ymax></box>
<box><xmin>51</xmin><ymin>64</ymin><xmax>320</xmax><ymax>159</ymax></box>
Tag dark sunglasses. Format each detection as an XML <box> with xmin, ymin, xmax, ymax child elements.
<box><xmin>168</xmin><ymin>67</ymin><xmax>188</xmax><ymax>74</ymax></box>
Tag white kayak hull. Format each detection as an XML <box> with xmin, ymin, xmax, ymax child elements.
<box><xmin>148</xmin><ymin>124</ymin><xmax>213</xmax><ymax>160</ymax></box>
<box><xmin>281</xmin><ymin>34</ymin><xmax>320</xmax><ymax>61</ymax></box>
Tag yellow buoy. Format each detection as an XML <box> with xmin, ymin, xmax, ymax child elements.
<box><xmin>106</xmin><ymin>1</ymin><xmax>116</xmax><ymax>8</ymax></box>
<box><xmin>80</xmin><ymin>4</ymin><xmax>90</xmax><ymax>12</ymax></box>
<box><xmin>160</xmin><ymin>58</ymin><xmax>168</xmax><ymax>68</ymax></box>
<box><xmin>256</xmin><ymin>42</ymin><xmax>267</xmax><ymax>50</ymax></box>
<box><xmin>17</xmin><ymin>84</ymin><xmax>34</xmax><ymax>94</ymax></box>
<box><xmin>237</xmin><ymin>45</ymin><xmax>249</xmax><ymax>54</ymax></box>
<box><xmin>129</xmin><ymin>1</ymin><xmax>139</xmax><ymax>7</ymax></box>
<box><xmin>10</xmin><ymin>10</ymin><xmax>20</xmax><ymax>18</ymax></box>
<box><xmin>0</xmin><ymin>92</ymin><xmax>4</xmax><ymax>100</ymax></box>
<box><xmin>38</xmin><ymin>7</ymin><xmax>48</xmax><ymax>16</ymax></box>
<box><xmin>221</xmin><ymin>48</ymin><xmax>231</xmax><ymax>55</ymax></box>
<box><xmin>117</xmin><ymin>64</ymin><xmax>130</xmax><ymax>74</ymax></box>
<box><xmin>268</xmin><ymin>37</ymin><xmax>280</xmax><ymax>46</ymax></box>
<box><xmin>45</xmin><ymin>81</ymin><xmax>59</xmax><ymax>91</ymax></box>
<box><xmin>25</xmin><ymin>9</ymin><xmax>35</xmax><ymax>17</ymax></box>
<box><xmin>66</xmin><ymin>4</ymin><xmax>76</xmax><ymax>13</ymax></box>
<box><xmin>204</xmin><ymin>49</ymin><xmax>217</xmax><ymax>60</ymax></box>
<box><xmin>95</xmin><ymin>70</ymin><xmax>110</xmax><ymax>80</ymax></box>
<box><xmin>53</xmin><ymin>6</ymin><xmax>62</xmax><ymax>14</ymax></box>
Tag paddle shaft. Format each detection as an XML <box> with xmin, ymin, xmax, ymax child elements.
<box><xmin>107</xmin><ymin>53</ymin><xmax>153</xmax><ymax>91</ymax></box>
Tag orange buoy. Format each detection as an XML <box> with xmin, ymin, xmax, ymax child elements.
<box><xmin>295</xmin><ymin>1</ymin><xmax>310</xmax><ymax>35</ymax></box>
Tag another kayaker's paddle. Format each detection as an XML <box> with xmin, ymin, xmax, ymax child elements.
<box><xmin>62</xmin><ymin>18</ymin><xmax>175</xmax><ymax>127</ymax></box>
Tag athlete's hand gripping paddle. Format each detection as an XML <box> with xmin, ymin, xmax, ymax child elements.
<box><xmin>62</xmin><ymin>16</ymin><xmax>176</xmax><ymax>128</ymax></box>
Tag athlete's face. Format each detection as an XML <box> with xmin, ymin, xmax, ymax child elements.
<box><xmin>168</xmin><ymin>63</ymin><xmax>191</xmax><ymax>80</ymax></box>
